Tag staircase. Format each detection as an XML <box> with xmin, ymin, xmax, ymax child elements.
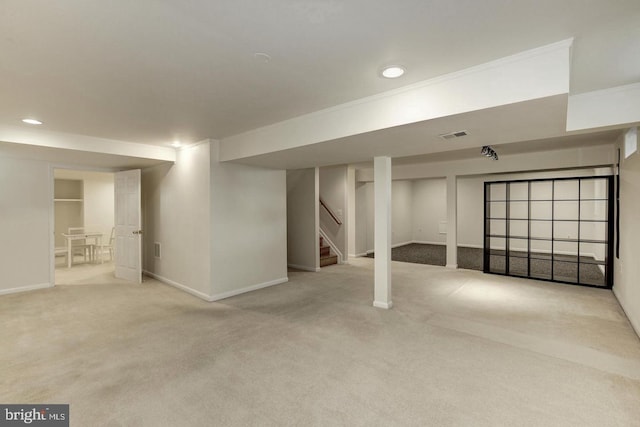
<box><xmin>319</xmin><ymin>236</ymin><xmax>338</xmax><ymax>267</ymax></box>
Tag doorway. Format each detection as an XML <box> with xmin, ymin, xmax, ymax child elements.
<box><xmin>54</xmin><ymin>169</ymin><xmax>115</xmax><ymax>285</ymax></box>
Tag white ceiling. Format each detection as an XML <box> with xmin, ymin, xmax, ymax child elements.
<box><xmin>1</xmin><ymin>0</ymin><xmax>639</xmax><ymax>148</ymax></box>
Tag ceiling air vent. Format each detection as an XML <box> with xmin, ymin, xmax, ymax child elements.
<box><xmin>439</xmin><ymin>130</ymin><xmax>468</xmax><ymax>140</ymax></box>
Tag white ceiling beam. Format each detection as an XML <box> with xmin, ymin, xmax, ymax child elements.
<box><xmin>220</xmin><ymin>39</ymin><xmax>572</xmax><ymax>162</ymax></box>
<box><xmin>356</xmin><ymin>144</ymin><xmax>615</xmax><ymax>182</ymax></box>
<box><xmin>567</xmin><ymin>83</ymin><xmax>640</xmax><ymax>131</ymax></box>
<box><xmin>0</xmin><ymin>125</ymin><xmax>176</xmax><ymax>162</ymax></box>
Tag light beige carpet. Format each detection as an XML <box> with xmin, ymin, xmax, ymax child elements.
<box><xmin>2</xmin><ymin>258</ymin><xmax>639</xmax><ymax>426</ymax></box>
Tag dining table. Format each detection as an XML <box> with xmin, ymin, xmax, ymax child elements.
<box><xmin>62</xmin><ymin>232</ymin><xmax>104</xmax><ymax>268</ymax></box>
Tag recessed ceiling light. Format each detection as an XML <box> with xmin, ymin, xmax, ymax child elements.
<box><xmin>22</xmin><ymin>118</ymin><xmax>43</xmax><ymax>125</ymax></box>
<box><xmin>380</xmin><ymin>65</ymin><xmax>405</xmax><ymax>79</ymax></box>
<box><xmin>171</xmin><ymin>141</ymin><xmax>182</xmax><ymax>148</ymax></box>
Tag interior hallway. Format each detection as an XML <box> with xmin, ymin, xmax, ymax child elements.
<box><xmin>2</xmin><ymin>258</ymin><xmax>639</xmax><ymax>426</ymax></box>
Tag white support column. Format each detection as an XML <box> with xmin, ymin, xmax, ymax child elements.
<box><xmin>446</xmin><ymin>175</ymin><xmax>458</xmax><ymax>269</ymax></box>
<box><xmin>347</xmin><ymin>165</ymin><xmax>357</xmax><ymax>260</ymax></box>
<box><xmin>373</xmin><ymin>156</ymin><xmax>392</xmax><ymax>309</ymax></box>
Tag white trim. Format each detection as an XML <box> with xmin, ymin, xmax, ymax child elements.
<box><xmin>412</xmin><ymin>240</ymin><xmax>446</xmax><ymax>246</ymax></box>
<box><xmin>458</xmin><ymin>243</ymin><xmax>483</xmax><ymax>249</ymax></box>
<box><xmin>288</xmin><ymin>264</ymin><xmax>321</xmax><ymax>272</ymax></box>
<box><xmin>319</xmin><ymin>227</ymin><xmax>344</xmax><ymax>264</ymax></box>
<box><xmin>392</xmin><ymin>240</ymin><xmax>413</xmax><ymax>248</ymax></box>
<box><xmin>446</xmin><ymin>264</ymin><xmax>459</xmax><ymax>269</ymax></box>
<box><xmin>0</xmin><ymin>124</ymin><xmax>176</xmax><ymax>162</ymax></box>
<box><xmin>351</xmin><ymin>252</ymin><xmax>368</xmax><ymax>258</ymax></box>
<box><xmin>613</xmin><ymin>287</ymin><xmax>640</xmax><ymax>339</ymax></box>
<box><xmin>210</xmin><ymin>277</ymin><xmax>289</xmax><ymax>302</ymax></box>
<box><xmin>175</xmin><ymin>138</ymin><xmax>212</xmax><ymax>151</ymax></box>
<box><xmin>143</xmin><ymin>270</ymin><xmax>214</xmax><ymax>302</ymax></box>
<box><xmin>373</xmin><ymin>300</ymin><xmax>393</xmax><ymax>309</ymax></box>
<box><xmin>0</xmin><ymin>283</ymin><xmax>52</xmax><ymax>296</ymax></box>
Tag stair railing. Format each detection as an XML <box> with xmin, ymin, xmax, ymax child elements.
<box><xmin>319</xmin><ymin>197</ymin><xmax>342</xmax><ymax>225</ymax></box>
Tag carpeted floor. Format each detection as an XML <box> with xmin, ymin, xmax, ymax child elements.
<box><xmin>367</xmin><ymin>244</ymin><xmax>605</xmax><ymax>286</ymax></box>
<box><xmin>366</xmin><ymin>243</ymin><xmax>485</xmax><ymax>270</ymax></box>
<box><xmin>2</xmin><ymin>259</ymin><xmax>640</xmax><ymax>426</ymax></box>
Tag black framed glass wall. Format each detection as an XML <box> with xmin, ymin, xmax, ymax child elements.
<box><xmin>483</xmin><ymin>176</ymin><xmax>614</xmax><ymax>288</ymax></box>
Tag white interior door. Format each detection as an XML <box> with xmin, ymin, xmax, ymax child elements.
<box><xmin>114</xmin><ymin>169</ymin><xmax>142</xmax><ymax>283</ymax></box>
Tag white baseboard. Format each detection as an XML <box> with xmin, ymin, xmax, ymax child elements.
<box><xmin>613</xmin><ymin>287</ymin><xmax>640</xmax><ymax>339</ymax></box>
<box><xmin>412</xmin><ymin>240</ymin><xmax>445</xmax><ymax>246</ymax></box>
<box><xmin>370</xmin><ymin>241</ymin><xmax>482</xmax><ymax>250</ymax></box>
<box><xmin>392</xmin><ymin>240</ymin><xmax>414</xmax><ymax>248</ymax></box>
<box><xmin>446</xmin><ymin>264</ymin><xmax>458</xmax><ymax>269</ymax></box>
<box><xmin>373</xmin><ymin>300</ymin><xmax>393</xmax><ymax>309</ymax></box>
<box><xmin>288</xmin><ymin>263</ymin><xmax>320</xmax><ymax>272</ymax></box>
<box><xmin>211</xmin><ymin>277</ymin><xmax>289</xmax><ymax>302</ymax></box>
<box><xmin>143</xmin><ymin>270</ymin><xmax>214</xmax><ymax>302</ymax></box>
<box><xmin>0</xmin><ymin>282</ymin><xmax>53</xmax><ymax>296</ymax></box>
<box><xmin>353</xmin><ymin>252</ymin><xmax>368</xmax><ymax>257</ymax></box>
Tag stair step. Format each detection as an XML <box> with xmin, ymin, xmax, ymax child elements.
<box><xmin>320</xmin><ymin>254</ymin><xmax>338</xmax><ymax>267</ymax></box>
<box><xmin>320</xmin><ymin>246</ymin><xmax>331</xmax><ymax>257</ymax></box>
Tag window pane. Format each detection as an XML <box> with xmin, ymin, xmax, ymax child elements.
<box><xmin>509</xmin><ymin>182</ymin><xmax>528</xmax><ymax>201</ymax></box>
<box><xmin>554</xmin><ymin>261</ymin><xmax>578</xmax><ymax>283</ymax></box>
<box><xmin>509</xmin><ymin>201</ymin><xmax>528</xmax><ymax>219</ymax></box>
<box><xmin>531</xmin><ymin>201</ymin><xmax>552</xmax><ymax>220</ymax></box>
<box><xmin>554</xmin><ymin>180</ymin><xmax>579</xmax><ymax>200</ymax></box>
<box><xmin>530</xmin><ymin>181</ymin><xmax>552</xmax><ymax>200</ymax></box>
<box><xmin>488</xmin><ymin>201</ymin><xmax>506</xmax><ymax>218</ymax></box>
<box><xmin>531</xmin><ymin>220</ymin><xmax>552</xmax><ymax>239</ymax></box>
<box><xmin>553</xmin><ymin>221</ymin><xmax>578</xmax><ymax>240</ymax></box>
<box><xmin>554</xmin><ymin>200</ymin><xmax>578</xmax><ymax>220</ymax></box>
<box><xmin>490</xmin><ymin>183</ymin><xmax>506</xmax><ymax>200</ymax></box>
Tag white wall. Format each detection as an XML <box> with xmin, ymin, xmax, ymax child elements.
<box><xmin>210</xmin><ymin>141</ymin><xmax>288</xmax><ymax>300</ymax></box>
<box><xmin>457</xmin><ymin>177</ymin><xmax>484</xmax><ymax>248</ymax></box>
<box><xmin>287</xmin><ymin>168</ymin><xmax>319</xmax><ymax>271</ymax></box>
<box><xmin>83</xmin><ymin>172</ymin><xmax>115</xmax><ymax>239</ymax></box>
<box><xmin>0</xmin><ymin>155</ymin><xmax>51</xmax><ymax>294</ymax></box>
<box><xmin>355</xmin><ymin>167</ymin><xmax>613</xmax><ymax>255</ymax></box>
<box><xmin>412</xmin><ymin>179</ymin><xmax>446</xmax><ymax>245</ymax></box>
<box><xmin>142</xmin><ymin>142</ymin><xmax>211</xmax><ymax>299</ymax></box>
<box><xmin>319</xmin><ymin>165</ymin><xmax>347</xmax><ymax>259</ymax></box>
<box><xmin>614</xmin><ymin>133</ymin><xmax>640</xmax><ymax>336</ymax></box>
<box><xmin>392</xmin><ymin>180</ymin><xmax>413</xmax><ymax>246</ymax></box>
<box><xmin>362</xmin><ymin>180</ymin><xmax>414</xmax><ymax>252</ymax></box>
<box><xmin>355</xmin><ymin>182</ymin><xmax>369</xmax><ymax>256</ymax></box>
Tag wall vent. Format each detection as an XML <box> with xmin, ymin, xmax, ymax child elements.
<box><xmin>439</xmin><ymin>130</ymin><xmax>468</xmax><ymax>140</ymax></box>
<box><xmin>154</xmin><ymin>242</ymin><xmax>161</xmax><ymax>259</ymax></box>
